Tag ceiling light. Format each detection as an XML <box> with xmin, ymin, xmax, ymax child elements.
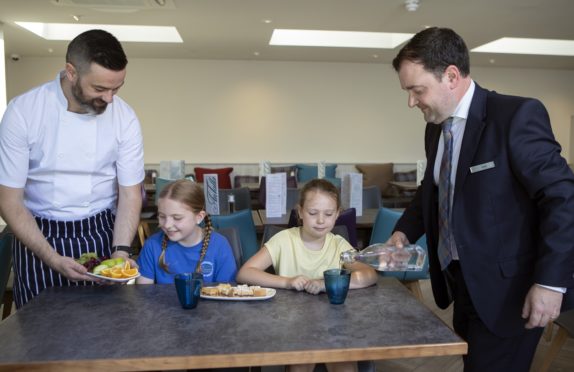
<box><xmin>472</xmin><ymin>37</ymin><xmax>574</xmax><ymax>56</ymax></box>
<box><xmin>15</xmin><ymin>22</ymin><xmax>183</xmax><ymax>43</ymax></box>
<box><xmin>405</xmin><ymin>0</ymin><xmax>420</xmax><ymax>12</ymax></box>
<box><xmin>263</xmin><ymin>19</ymin><xmax>272</xmax><ymax>24</ymax></box>
<box><xmin>270</xmin><ymin>29</ymin><xmax>413</xmax><ymax>49</ymax></box>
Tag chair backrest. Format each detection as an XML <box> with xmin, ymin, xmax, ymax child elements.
<box><xmin>362</xmin><ymin>185</ymin><xmax>382</xmax><ymax>210</ymax></box>
<box><xmin>155</xmin><ymin>177</ymin><xmax>173</xmax><ymax>204</ymax></box>
<box><xmin>258</xmin><ymin>175</ymin><xmax>298</xmax><ymax>208</ymax></box>
<box><xmin>218</xmin><ymin>187</ymin><xmax>252</xmax><ymax>215</ymax></box>
<box><xmin>335</xmin><ymin>208</ymin><xmax>358</xmax><ymax>248</ymax></box>
<box><xmin>261</xmin><ymin>224</ymin><xmax>286</xmax><ymax>245</ymax></box>
<box><xmin>0</xmin><ymin>233</ymin><xmax>13</xmax><ymax>304</ymax></box>
<box><xmin>210</xmin><ymin>209</ymin><xmax>258</xmax><ymax>264</ymax></box>
<box><xmin>286</xmin><ymin>188</ymin><xmax>299</xmax><ymax>211</ymax></box>
<box><xmin>369</xmin><ymin>208</ymin><xmax>402</xmax><ymax>246</ymax></box>
<box><xmin>137</xmin><ymin>221</ymin><xmax>152</xmax><ymax>248</ymax></box>
<box><xmin>369</xmin><ymin>207</ymin><xmax>429</xmax><ymax>280</ymax></box>
<box><xmin>286</xmin><ymin>208</ymin><xmax>356</xmax><ymax>247</ymax></box>
<box><xmin>331</xmin><ymin>225</ymin><xmax>350</xmax><ymax>243</ymax></box>
<box><xmin>216</xmin><ymin>227</ymin><xmax>243</xmax><ymax>269</ymax></box>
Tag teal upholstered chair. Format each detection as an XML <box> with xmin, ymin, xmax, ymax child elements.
<box><xmin>0</xmin><ymin>233</ymin><xmax>13</xmax><ymax>319</ymax></box>
<box><xmin>218</xmin><ymin>187</ymin><xmax>252</xmax><ymax>214</ymax></box>
<box><xmin>369</xmin><ymin>207</ymin><xmax>429</xmax><ymax>300</ymax></box>
<box><xmin>362</xmin><ymin>185</ymin><xmax>382</xmax><ymax>210</ymax></box>
<box><xmin>211</xmin><ymin>209</ymin><xmax>258</xmax><ymax>264</ymax></box>
<box><xmin>295</xmin><ymin>164</ymin><xmax>337</xmax><ymax>183</ymax></box>
<box><xmin>154</xmin><ymin>177</ymin><xmax>173</xmax><ymax>204</ymax></box>
<box><xmin>216</xmin><ymin>227</ymin><xmax>243</xmax><ymax>269</ymax></box>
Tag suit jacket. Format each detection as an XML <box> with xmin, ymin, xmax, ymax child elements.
<box><xmin>396</xmin><ymin>83</ymin><xmax>574</xmax><ymax>337</ymax></box>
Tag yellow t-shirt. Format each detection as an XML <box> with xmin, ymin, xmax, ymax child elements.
<box><xmin>265</xmin><ymin>227</ymin><xmax>354</xmax><ymax>279</ymax></box>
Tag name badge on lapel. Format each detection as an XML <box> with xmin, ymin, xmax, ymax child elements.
<box><xmin>470</xmin><ymin>161</ymin><xmax>495</xmax><ymax>174</ymax></box>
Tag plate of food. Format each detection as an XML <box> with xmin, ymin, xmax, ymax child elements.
<box><xmin>76</xmin><ymin>253</ymin><xmax>140</xmax><ymax>283</ymax></box>
<box><xmin>201</xmin><ymin>283</ymin><xmax>276</xmax><ymax>301</ymax></box>
<box><xmin>86</xmin><ymin>271</ymin><xmax>140</xmax><ymax>283</ymax></box>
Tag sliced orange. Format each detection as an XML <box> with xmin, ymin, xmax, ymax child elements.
<box><xmin>101</xmin><ymin>268</ymin><xmax>112</xmax><ymax>277</ymax></box>
<box><xmin>121</xmin><ymin>268</ymin><xmax>138</xmax><ymax>278</ymax></box>
<box><xmin>110</xmin><ymin>272</ymin><xmax>123</xmax><ymax>278</ymax></box>
<box><xmin>123</xmin><ymin>260</ymin><xmax>131</xmax><ymax>270</ymax></box>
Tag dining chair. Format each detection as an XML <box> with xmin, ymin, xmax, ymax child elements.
<box><xmin>286</xmin><ymin>188</ymin><xmax>299</xmax><ymax>211</ymax></box>
<box><xmin>287</xmin><ymin>208</ymin><xmax>357</xmax><ymax>248</ymax></box>
<box><xmin>137</xmin><ymin>220</ymin><xmax>152</xmax><ymax>249</ymax></box>
<box><xmin>154</xmin><ymin>177</ymin><xmax>173</xmax><ymax>204</ymax></box>
<box><xmin>362</xmin><ymin>185</ymin><xmax>382</xmax><ymax>210</ymax></box>
<box><xmin>218</xmin><ymin>187</ymin><xmax>252</xmax><ymax>214</ymax></box>
<box><xmin>258</xmin><ymin>175</ymin><xmax>298</xmax><ymax>208</ymax></box>
<box><xmin>0</xmin><ymin>233</ymin><xmax>13</xmax><ymax>319</ymax></box>
<box><xmin>211</xmin><ymin>209</ymin><xmax>258</xmax><ymax>264</ymax></box>
<box><xmin>537</xmin><ymin>309</ymin><xmax>574</xmax><ymax>372</ymax></box>
<box><xmin>334</xmin><ymin>208</ymin><xmax>358</xmax><ymax>248</ymax></box>
<box><xmin>369</xmin><ymin>207</ymin><xmax>429</xmax><ymax>300</ymax></box>
<box><xmin>215</xmin><ymin>227</ymin><xmax>243</xmax><ymax>269</ymax></box>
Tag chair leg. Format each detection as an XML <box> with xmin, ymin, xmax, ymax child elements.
<box><xmin>2</xmin><ymin>290</ymin><xmax>13</xmax><ymax>319</ymax></box>
<box><xmin>537</xmin><ymin>327</ymin><xmax>568</xmax><ymax>372</ymax></box>
<box><xmin>404</xmin><ymin>280</ymin><xmax>423</xmax><ymax>301</ymax></box>
<box><xmin>543</xmin><ymin>321</ymin><xmax>554</xmax><ymax>342</ymax></box>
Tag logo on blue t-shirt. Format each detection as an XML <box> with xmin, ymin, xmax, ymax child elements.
<box><xmin>200</xmin><ymin>261</ymin><xmax>214</xmax><ymax>277</ymax></box>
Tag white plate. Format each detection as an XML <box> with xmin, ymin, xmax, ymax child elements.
<box><xmin>86</xmin><ymin>271</ymin><xmax>140</xmax><ymax>283</ymax></box>
<box><xmin>201</xmin><ymin>288</ymin><xmax>276</xmax><ymax>301</ymax></box>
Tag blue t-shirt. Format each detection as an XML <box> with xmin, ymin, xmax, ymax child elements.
<box><xmin>137</xmin><ymin>230</ymin><xmax>237</xmax><ymax>284</ymax></box>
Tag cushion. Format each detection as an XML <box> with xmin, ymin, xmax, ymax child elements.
<box><xmin>324</xmin><ymin>177</ymin><xmax>341</xmax><ymax>188</ymax></box>
<box><xmin>356</xmin><ymin>163</ymin><xmax>395</xmax><ymax>197</ymax></box>
<box><xmin>193</xmin><ymin>167</ymin><xmax>233</xmax><ymax>189</ymax></box>
<box><xmin>295</xmin><ymin>164</ymin><xmax>337</xmax><ymax>182</ymax></box>
<box><xmin>394</xmin><ymin>170</ymin><xmax>417</xmax><ymax>182</ymax></box>
<box><xmin>393</xmin><ymin>169</ymin><xmax>417</xmax><ymax>197</ymax></box>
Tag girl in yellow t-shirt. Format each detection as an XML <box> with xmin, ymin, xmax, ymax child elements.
<box><xmin>237</xmin><ymin>179</ymin><xmax>377</xmax><ymax>372</ymax></box>
<box><xmin>237</xmin><ymin>178</ymin><xmax>377</xmax><ymax>294</ymax></box>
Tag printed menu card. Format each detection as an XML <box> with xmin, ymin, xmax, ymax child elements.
<box><xmin>266</xmin><ymin>173</ymin><xmax>287</xmax><ymax>218</ymax></box>
<box><xmin>204</xmin><ymin>174</ymin><xmax>220</xmax><ymax>215</ymax></box>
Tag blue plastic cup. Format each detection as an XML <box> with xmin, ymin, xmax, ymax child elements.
<box><xmin>323</xmin><ymin>269</ymin><xmax>351</xmax><ymax>305</ymax></box>
<box><xmin>174</xmin><ymin>273</ymin><xmax>203</xmax><ymax>309</ymax></box>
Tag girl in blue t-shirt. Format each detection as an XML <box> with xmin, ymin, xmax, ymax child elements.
<box><xmin>136</xmin><ymin>179</ymin><xmax>237</xmax><ymax>284</ymax></box>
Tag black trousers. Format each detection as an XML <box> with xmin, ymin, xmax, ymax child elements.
<box><xmin>445</xmin><ymin>261</ymin><xmax>543</xmax><ymax>372</ymax></box>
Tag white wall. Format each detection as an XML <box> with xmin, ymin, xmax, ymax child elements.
<box><xmin>5</xmin><ymin>57</ymin><xmax>574</xmax><ymax>164</ymax></box>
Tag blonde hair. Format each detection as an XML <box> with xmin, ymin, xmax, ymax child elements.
<box><xmin>294</xmin><ymin>179</ymin><xmax>341</xmax><ymax>226</ymax></box>
<box><xmin>157</xmin><ymin>180</ymin><xmax>212</xmax><ymax>274</ymax></box>
<box><xmin>298</xmin><ymin>178</ymin><xmax>341</xmax><ymax>210</ymax></box>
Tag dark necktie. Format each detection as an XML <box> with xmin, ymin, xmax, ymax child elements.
<box><xmin>438</xmin><ymin>117</ymin><xmax>454</xmax><ymax>270</ymax></box>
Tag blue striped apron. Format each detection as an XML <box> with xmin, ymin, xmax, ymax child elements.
<box><xmin>12</xmin><ymin>209</ymin><xmax>115</xmax><ymax>308</ymax></box>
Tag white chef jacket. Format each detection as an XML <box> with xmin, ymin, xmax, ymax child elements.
<box><xmin>0</xmin><ymin>72</ymin><xmax>144</xmax><ymax>220</ymax></box>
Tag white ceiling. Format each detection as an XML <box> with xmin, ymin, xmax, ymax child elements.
<box><xmin>1</xmin><ymin>0</ymin><xmax>573</xmax><ymax>70</ymax></box>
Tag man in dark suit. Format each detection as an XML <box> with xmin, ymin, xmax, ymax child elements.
<box><xmin>389</xmin><ymin>27</ymin><xmax>574</xmax><ymax>371</ymax></box>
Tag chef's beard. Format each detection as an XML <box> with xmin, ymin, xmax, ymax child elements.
<box><xmin>71</xmin><ymin>79</ymin><xmax>108</xmax><ymax>115</ymax></box>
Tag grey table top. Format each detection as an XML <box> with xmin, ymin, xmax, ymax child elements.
<box><xmin>0</xmin><ymin>277</ymin><xmax>466</xmax><ymax>371</ymax></box>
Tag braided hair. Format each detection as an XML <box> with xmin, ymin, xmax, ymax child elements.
<box><xmin>157</xmin><ymin>179</ymin><xmax>212</xmax><ymax>274</ymax></box>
